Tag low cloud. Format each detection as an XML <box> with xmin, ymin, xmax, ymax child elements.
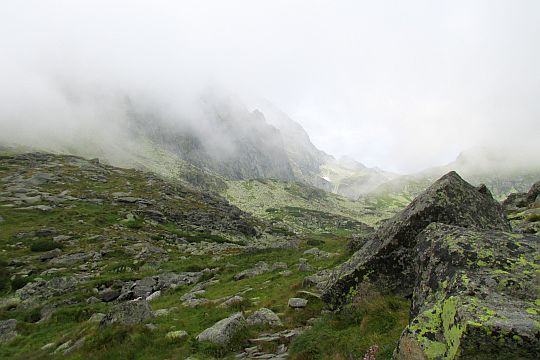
<box><xmin>1</xmin><ymin>1</ymin><xmax>539</xmax><ymax>173</ymax></box>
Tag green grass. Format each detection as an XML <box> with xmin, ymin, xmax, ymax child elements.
<box><xmin>289</xmin><ymin>294</ymin><xmax>409</xmax><ymax>360</ymax></box>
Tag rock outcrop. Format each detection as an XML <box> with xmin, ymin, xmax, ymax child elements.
<box><xmin>321</xmin><ymin>171</ymin><xmax>510</xmax><ymax>308</ymax></box>
<box><xmin>100</xmin><ymin>299</ymin><xmax>155</xmax><ymax>326</ymax></box>
<box><xmin>394</xmin><ymin>223</ymin><xmax>539</xmax><ymax>359</ymax></box>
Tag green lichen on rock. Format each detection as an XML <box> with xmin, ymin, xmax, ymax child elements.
<box><xmin>395</xmin><ymin>224</ymin><xmax>540</xmax><ymax>359</ymax></box>
<box><xmin>322</xmin><ymin>171</ymin><xmax>510</xmax><ymax>308</ymax></box>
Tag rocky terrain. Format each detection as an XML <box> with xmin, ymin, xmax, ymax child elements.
<box><xmin>321</xmin><ymin>172</ymin><xmax>539</xmax><ymax>359</ymax></box>
<box><xmin>0</xmin><ymin>152</ymin><xmax>538</xmax><ymax>359</ymax></box>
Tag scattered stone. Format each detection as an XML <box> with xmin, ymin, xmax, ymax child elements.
<box><xmin>288</xmin><ymin>298</ymin><xmax>308</xmax><ymax>309</ymax></box>
<box><xmin>145</xmin><ymin>323</ymin><xmax>158</xmax><ymax>331</ymax></box>
<box><xmin>100</xmin><ymin>300</ymin><xmax>155</xmax><ymax>326</ymax></box>
<box><xmin>247</xmin><ymin>308</ymin><xmax>283</xmax><ymax>327</ymax></box>
<box><xmin>146</xmin><ymin>290</ymin><xmax>161</xmax><ymax>302</ymax></box>
<box><xmin>86</xmin><ymin>296</ymin><xmax>101</xmax><ymax>304</ymax></box>
<box><xmin>0</xmin><ymin>319</ymin><xmax>18</xmax><ymax>343</ymax></box>
<box><xmin>41</xmin><ymin>342</ymin><xmax>55</xmax><ymax>351</ymax></box>
<box><xmin>303</xmin><ymin>248</ymin><xmax>320</xmax><ymax>255</ymax></box>
<box><xmin>197</xmin><ymin>312</ymin><xmax>247</xmax><ymax>346</ymax></box>
<box><xmin>297</xmin><ymin>258</ymin><xmax>311</xmax><ymax>272</ymax></box>
<box><xmin>234</xmin><ymin>262</ymin><xmax>270</xmax><ymax>280</ymax></box>
<box><xmin>219</xmin><ymin>295</ymin><xmax>245</xmax><ymax>308</ymax></box>
<box><xmin>17</xmin><ymin>276</ymin><xmax>78</xmax><ymax>303</ymax></box>
<box><xmin>88</xmin><ymin>313</ymin><xmax>106</xmax><ymax>323</ymax></box>
<box><xmin>38</xmin><ymin>248</ymin><xmax>62</xmax><ymax>261</ymax></box>
<box><xmin>270</xmin><ymin>262</ymin><xmax>288</xmax><ymax>271</ymax></box>
<box><xmin>63</xmin><ymin>336</ymin><xmax>86</xmax><ymax>355</ymax></box>
<box><xmin>53</xmin><ymin>235</ymin><xmax>72</xmax><ymax>242</ymax></box>
<box><xmin>54</xmin><ymin>340</ymin><xmax>72</xmax><ymax>354</ymax></box>
<box><xmin>154</xmin><ymin>307</ymin><xmax>177</xmax><ymax>317</ymax></box>
<box><xmin>98</xmin><ymin>288</ymin><xmax>120</xmax><ymax>302</ymax></box>
<box><xmin>166</xmin><ymin>330</ymin><xmax>188</xmax><ymax>341</ymax></box>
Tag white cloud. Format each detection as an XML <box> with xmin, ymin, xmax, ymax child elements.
<box><xmin>1</xmin><ymin>0</ymin><xmax>539</xmax><ymax>173</ymax></box>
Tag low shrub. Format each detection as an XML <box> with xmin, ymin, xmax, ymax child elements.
<box><xmin>30</xmin><ymin>239</ymin><xmax>63</xmax><ymax>252</ymax></box>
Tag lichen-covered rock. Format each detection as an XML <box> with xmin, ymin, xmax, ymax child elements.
<box><xmin>322</xmin><ymin>171</ymin><xmax>510</xmax><ymax>308</ymax></box>
<box><xmin>196</xmin><ymin>312</ymin><xmax>246</xmax><ymax>346</ymax></box>
<box><xmin>247</xmin><ymin>308</ymin><xmax>283</xmax><ymax>327</ymax></box>
<box><xmin>100</xmin><ymin>299</ymin><xmax>155</xmax><ymax>326</ymax></box>
<box><xmin>394</xmin><ymin>223</ymin><xmax>539</xmax><ymax>360</ymax></box>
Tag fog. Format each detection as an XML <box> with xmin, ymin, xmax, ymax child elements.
<box><xmin>1</xmin><ymin>1</ymin><xmax>539</xmax><ymax>173</ymax></box>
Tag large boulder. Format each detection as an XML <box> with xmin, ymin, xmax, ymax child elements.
<box><xmin>196</xmin><ymin>312</ymin><xmax>246</xmax><ymax>346</ymax></box>
<box><xmin>394</xmin><ymin>223</ymin><xmax>539</xmax><ymax>359</ymax></box>
<box><xmin>100</xmin><ymin>299</ymin><xmax>155</xmax><ymax>326</ymax></box>
<box><xmin>246</xmin><ymin>308</ymin><xmax>283</xmax><ymax>327</ymax></box>
<box><xmin>502</xmin><ymin>180</ymin><xmax>540</xmax><ymax>211</ymax></box>
<box><xmin>321</xmin><ymin>172</ymin><xmax>511</xmax><ymax>308</ymax></box>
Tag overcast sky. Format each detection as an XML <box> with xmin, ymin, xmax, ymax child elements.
<box><xmin>1</xmin><ymin>1</ymin><xmax>539</xmax><ymax>173</ymax></box>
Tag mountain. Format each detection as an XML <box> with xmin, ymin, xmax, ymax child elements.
<box><xmin>368</xmin><ymin>146</ymin><xmax>540</xmax><ymax>205</ymax></box>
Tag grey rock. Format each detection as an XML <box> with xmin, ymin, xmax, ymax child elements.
<box><xmin>63</xmin><ymin>336</ymin><xmax>86</xmax><ymax>355</ymax></box>
<box><xmin>297</xmin><ymin>259</ymin><xmax>312</xmax><ymax>272</ymax></box>
<box><xmin>322</xmin><ymin>171</ymin><xmax>511</xmax><ymax>308</ymax></box>
<box><xmin>146</xmin><ymin>290</ymin><xmax>161</xmax><ymax>301</ymax></box>
<box><xmin>270</xmin><ymin>262</ymin><xmax>288</xmax><ymax>271</ymax></box>
<box><xmin>16</xmin><ymin>276</ymin><xmax>78</xmax><ymax>303</ymax></box>
<box><xmin>38</xmin><ymin>248</ymin><xmax>62</xmax><ymax>261</ymax></box>
<box><xmin>166</xmin><ymin>330</ymin><xmax>188</xmax><ymax>341</ymax></box>
<box><xmin>394</xmin><ymin>224</ymin><xmax>540</xmax><ymax>359</ymax></box>
<box><xmin>98</xmin><ymin>288</ymin><xmax>120</xmax><ymax>302</ymax></box>
<box><xmin>219</xmin><ymin>295</ymin><xmax>245</xmax><ymax>308</ymax></box>
<box><xmin>247</xmin><ymin>308</ymin><xmax>283</xmax><ymax>327</ymax></box>
<box><xmin>100</xmin><ymin>299</ymin><xmax>155</xmax><ymax>326</ymax></box>
<box><xmin>197</xmin><ymin>312</ymin><xmax>246</xmax><ymax>346</ymax></box>
<box><xmin>88</xmin><ymin>313</ymin><xmax>106</xmax><ymax>323</ymax></box>
<box><xmin>234</xmin><ymin>262</ymin><xmax>270</xmax><ymax>280</ymax></box>
<box><xmin>0</xmin><ymin>319</ymin><xmax>18</xmax><ymax>343</ymax></box>
<box><xmin>288</xmin><ymin>298</ymin><xmax>308</xmax><ymax>309</ymax></box>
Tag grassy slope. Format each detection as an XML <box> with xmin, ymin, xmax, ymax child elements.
<box><xmin>0</xmin><ymin>153</ymin><xmax>409</xmax><ymax>359</ymax></box>
<box><xmin>224</xmin><ymin>179</ymin><xmax>399</xmax><ymax>229</ymax></box>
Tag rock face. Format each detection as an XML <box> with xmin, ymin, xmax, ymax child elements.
<box><xmin>196</xmin><ymin>312</ymin><xmax>246</xmax><ymax>346</ymax></box>
<box><xmin>100</xmin><ymin>300</ymin><xmax>155</xmax><ymax>326</ymax></box>
<box><xmin>394</xmin><ymin>224</ymin><xmax>539</xmax><ymax>360</ymax></box>
<box><xmin>321</xmin><ymin>172</ymin><xmax>511</xmax><ymax>308</ymax></box>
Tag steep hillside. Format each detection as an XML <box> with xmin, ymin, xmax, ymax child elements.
<box><xmin>223</xmin><ymin>178</ymin><xmax>399</xmax><ymax>229</ymax></box>
<box><xmin>0</xmin><ymin>152</ymin><xmax>394</xmax><ymax>360</ymax></box>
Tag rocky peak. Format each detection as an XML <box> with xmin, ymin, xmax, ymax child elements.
<box><xmin>321</xmin><ymin>171</ymin><xmax>511</xmax><ymax>307</ymax></box>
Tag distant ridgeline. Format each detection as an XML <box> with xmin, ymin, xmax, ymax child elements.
<box><xmin>1</xmin><ymin>93</ymin><xmax>538</xmax><ymax>201</ymax></box>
